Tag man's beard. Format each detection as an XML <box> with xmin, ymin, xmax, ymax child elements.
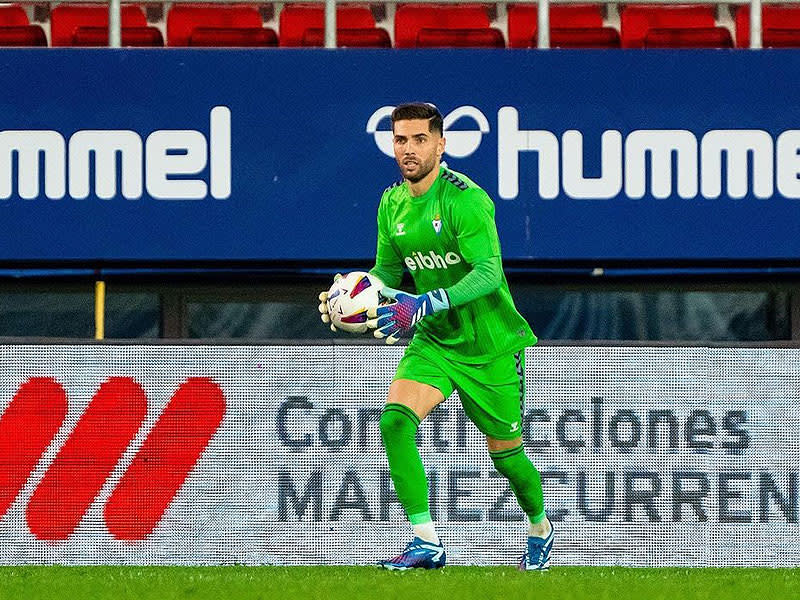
<box><xmin>401</xmin><ymin>157</ymin><xmax>436</xmax><ymax>183</ymax></box>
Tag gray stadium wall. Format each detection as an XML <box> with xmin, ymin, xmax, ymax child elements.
<box><xmin>0</xmin><ymin>343</ymin><xmax>797</xmax><ymax>566</ymax></box>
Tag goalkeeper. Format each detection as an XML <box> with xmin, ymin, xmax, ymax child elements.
<box><xmin>319</xmin><ymin>102</ymin><xmax>551</xmax><ymax>571</ymax></box>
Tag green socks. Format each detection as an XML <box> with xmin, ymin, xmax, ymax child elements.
<box><xmin>490</xmin><ymin>444</ymin><xmax>546</xmax><ymax>524</ymax></box>
<box><xmin>380</xmin><ymin>403</ymin><xmax>430</xmax><ymax>523</ymax></box>
<box><xmin>381</xmin><ymin>403</ymin><xmax>546</xmax><ymax>527</ymax></box>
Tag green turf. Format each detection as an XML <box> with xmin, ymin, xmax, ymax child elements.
<box><xmin>0</xmin><ymin>566</ymin><xmax>797</xmax><ymax>600</ymax></box>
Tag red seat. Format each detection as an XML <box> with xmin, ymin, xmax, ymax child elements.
<box><xmin>0</xmin><ymin>25</ymin><xmax>47</xmax><ymax>46</ymax></box>
<box><xmin>189</xmin><ymin>27</ymin><xmax>277</xmax><ymax>46</ymax></box>
<box><xmin>167</xmin><ymin>4</ymin><xmax>262</xmax><ymax>46</ymax></box>
<box><xmin>0</xmin><ymin>6</ymin><xmax>45</xmax><ymax>47</ymax></box>
<box><xmin>644</xmin><ymin>26</ymin><xmax>733</xmax><ymax>47</ymax></box>
<box><xmin>394</xmin><ymin>4</ymin><xmax>491</xmax><ymax>48</ymax></box>
<box><xmin>301</xmin><ymin>27</ymin><xmax>391</xmax><ymax>47</ymax></box>
<box><xmin>51</xmin><ymin>4</ymin><xmax>147</xmax><ymax>47</ymax></box>
<box><xmin>279</xmin><ymin>4</ymin><xmax>375</xmax><ymax>46</ymax></box>
<box><xmin>71</xmin><ymin>26</ymin><xmax>164</xmax><ymax>46</ymax></box>
<box><xmin>0</xmin><ymin>5</ymin><xmax>30</xmax><ymax>26</ymax></box>
<box><xmin>416</xmin><ymin>27</ymin><xmax>504</xmax><ymax>47</ymax></box>
<box><xmin>542</xmin><ymin>26</ymin><xmax>620</xmax><ymax>48</ymax></box>
<box><xmin>508</xmin><ymin>5</ymin><xmax>603</xmax><ymax>48</ymax></box>
<box><xmin>735</xmin><ymin>5</ymin><xmax>800</xmax><ymax>47</ymax></box>
<box><xmin>761</xmin><ymin>28</ymin><xmax>800</xmax><ymax>47</ymax></box>
<box><xmin>621</xmin><ymin>5</ymin><xmax>716</xmax><ymax>48</ymax></box>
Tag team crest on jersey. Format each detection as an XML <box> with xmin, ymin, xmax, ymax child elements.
<box><xmin>396</xmin><ymin>223</ymin><xmax>406</xmax><ymax>236</ymax></box>
<box><xmin>432</xmin><ymin>215</ymin><xmax>442</xmax><ymax>235</ymax></box>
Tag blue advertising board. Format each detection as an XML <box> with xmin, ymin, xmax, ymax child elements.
<box><xmin>0</xmin><ymin>49</ymin><xmax>799</xmax><ymax>263</ymax></box>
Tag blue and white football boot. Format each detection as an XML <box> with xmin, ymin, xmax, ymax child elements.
<box><xmin>518</xmin><ymin>524</ymin><xmax>554</xmax><ymax>571</ymax></box>
<box><xmin>378</xmin><ymin>537</ymin><xmax>446</xmax><ymax>570</ymax></box>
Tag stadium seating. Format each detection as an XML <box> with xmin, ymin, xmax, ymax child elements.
<box><xmin>9</xmin><ymin>1</ymin><xmax>800</xmax><ymax>50</ymax></box>
<box><xmin>416</xmin><ymin>27</ymin><xmax>505</xmax><ymax>47</ymax></box>
<box><xmin>644</xmin><ymin>27</ymin><xmax>733</xmax><ymax>47</ymax></box>
<box><xmin>620</xmin><ymin>5</ymin><xmax>720</xmax><ymax>48</ymax></box>
<box><xmin>167</xmin><ymin>4</ymin><xmax>264</xmax><ymax>46</ymax></box>
<box><xmin>50</xmin><ymin>4</ymin><xmax>148</xmax><ymax>46</ymax></box>
<box><xmin>735</xmin><ymin>5</ymin><xmax>800</xmax><ymax>47</ymax></box>
<box><xmin>301</xmin><ymin>27</ymin><xmax>391</xmax><ymax>47</ymax></box>
<box><xmin>71</xmin><ymin>26</ymin><xmax>164</xmax><ymax>47</ymax></box>
<box><xmin>279</xmin><ymin>4</ymin><xmax>376</xmax><ymax>46</ymax></box>
<box><xmin>508</xmin><ymin>4</ymin><xmax>605</xmax><ymax>48</ymax></box>
<box><xmin>394</xmin><ymin>4</ymin><xmax>492</xmax><ymax>47</ymax></box>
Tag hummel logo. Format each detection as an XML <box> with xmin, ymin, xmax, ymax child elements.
<box><xmin>510</xmin><ymin>421</ymin><xmax>520</xmax><ymax>432</ymax></box>
<box><xmin>396</xmin><ymin>223</ymin><xmax>406</xmax><ymax>236</ymax></box>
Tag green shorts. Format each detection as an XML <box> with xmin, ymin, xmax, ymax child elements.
<box><xmin>393</xmin><ymin>344</ymin><xmax>527</xmax><ymax>440</ymax></box>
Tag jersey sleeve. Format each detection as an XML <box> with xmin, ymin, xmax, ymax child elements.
<box><xmin>444</xmin><ymin>189</ymin><xmax>504</xmax><ymax>307</ymax></box>
<box><xmin>452</xmin><ymin>188</ymin><xmax>502</xmax><ymax>262</ymax></box>
<box><xmin>369</xmin><ymin>195</ymin><xmax>404</xmax><ymax>288</ymax></box>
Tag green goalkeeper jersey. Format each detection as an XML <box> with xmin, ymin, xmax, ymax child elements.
<box><xmin>370</xmin><ymin>166</ymin><xmax>537</xmax><ymax>364</ymax></box>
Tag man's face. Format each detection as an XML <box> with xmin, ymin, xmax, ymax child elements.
<box><xmin>392</xmin><ymin>118</ymin><xmax>445</xmax><ymax>183</ymax></box>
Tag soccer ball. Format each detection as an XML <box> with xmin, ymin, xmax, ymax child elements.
<box><xmin>326</xmin><ymin>271</ymin><xmax>385</xmax><ymax>334</ymax></box>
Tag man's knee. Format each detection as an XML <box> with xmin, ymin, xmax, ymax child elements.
<box><xmin>379</xmin><ymin>408</ymin><xmax>406</xmax><ymax>436</ymax></box>
<box><xmin>387</xmin><ymin>379</ymin><xmax>444</xmax><ymax>421</ymax></box>
<box><xmin>380</xmin><ymin>404</ymin><xmax>420</xmax><ymax>440</ymax></box>
<box><xmin>486</xmin><ymin>435</ymin><xmax>523</xmax><ymax>453</ymax></box>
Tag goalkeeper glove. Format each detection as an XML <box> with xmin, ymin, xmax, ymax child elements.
<box><xmin>367</xmin><ymin>287</ymin><xmax>450</xmax><ymax>345</ymax></box>
<box><xmin>318</xmin><ymin>273</ymin><xmax>343</xmax><ymax>332</ymax></box>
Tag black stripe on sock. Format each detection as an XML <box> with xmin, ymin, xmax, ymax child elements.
<box><xmin>382</xmin><ymin>403</ymin><xmax>421</xmax><ymax>427</ymax></box>
<box><xmin>490</xmin><ymin>444</ymin><xmax>524</xmax><ymax>460</ymax></box>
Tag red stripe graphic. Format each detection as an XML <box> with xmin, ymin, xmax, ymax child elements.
<box><xmin>105</xmin><ymin>377</ymin><xmax>226</xmax><ymax>541</ymax></box>
<box><xmin>0</xmin><ymin>377</ymin><xmax>67</xmax><ymax>519</ymax></box>
<box><xmin>26</xmin><ymin>377</ymin><xmax>147</xmax><ymax>541</ymax></box>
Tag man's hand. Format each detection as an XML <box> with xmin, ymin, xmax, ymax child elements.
<box><xmin>318</xmin><ymin>273</ymin><xmax>343</xmax><ymax>331</ymax></box>
<box><xmin>367</xmin><ymin>287</ymin><xmax>450</xmax><ymax>344</ymax></box>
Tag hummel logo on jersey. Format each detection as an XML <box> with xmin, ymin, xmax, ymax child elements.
<box><xmin>510</xmin><ymin>421</ymin><xmax>520</xmax><ymax>432</ymax></box>
<box><xmin>432</xmin><ymin>215</ymin><xmax>442</xmax><ymax>235</ymax></box>
<box><xmin>440</xmin><ymin>170</ymin><xmax>469</xmax><ymax>191</ymax></box>
<box><xmin>404</xmin><ymin>250</ymin><xmax>462</xmax><ymax>271</ymax></box>
<box><xmin>396</xmin><ymin>223</ymin><xmax>406</xmax><ymax>236</ymax></box>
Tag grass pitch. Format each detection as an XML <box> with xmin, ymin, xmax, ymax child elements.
<box><xmin>0</xmin><ymin>566</ymin><xmax>797</xmax><ymax>600</ymax></box>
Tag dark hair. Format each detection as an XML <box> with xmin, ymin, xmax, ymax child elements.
<box><xmin>391</xmin><ymin>102</ymin><xmax>443</xmax><ymax>136</ymax></box>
